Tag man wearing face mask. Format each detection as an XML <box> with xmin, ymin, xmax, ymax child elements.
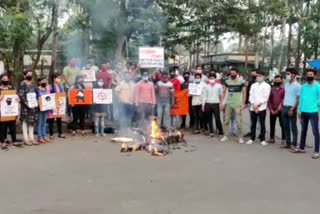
<box><xmin>169</xmin><ymin>68</ymin><xmax>181</xmax><ymax>91</ymax></box>
<box><xmin>173</xmin><ymin>66</ymin><xmax>185</xmax><ymax>84</ymax></box>
<box><xmin>190</xmin><ymin>65</ymin><xmax>209</xmax><ymax>83</ymax></box>
<box><xmin>115</xmin><ymin>72</ymin><xmax>136</xmax><ymax>131</ymax></box>
<box><xmin>220</xmin><ymin>68</ymin><xmax>246</xmax><ymax>144</ymax></box>
<box><xmin>191</xmin><ymin>73</ymin><xmax>206</xmax><ymax>134</ymax></box>
<box><xmin>202</xmin><ymin>73</ymin><xmax>224</xmax><ymax>137</ymax></box>
<box><xmin>135</xmin><ymin>71</ymin><xmax>156</xmax><ymax>131</ymax></box>
<box><xmin>246</xmin><ymin>70</ymin><xmax>271</xmax><ymax>146</ymax></box>
<box><xmin>244</xmin><ymin>69</ymin><xmax>258</xmax><ymax>138</ymax></box>
<box><xmin>267</xmin><ymin>75</ymin><xmax>285</xmax><ymax>145</ymax></box>
<box><xmin>293</xmin><ymin>69</ymin><xmax>320</xmax><ymax>159</ymax></box>
<box><xmin>181</xmin><ymin>72</ymin><xmax>194</xmax><ymax>129</ymax></box>
<box><xmin>281</xmin><ymin>67</ymin><xmax>301</xmax><ymax>150</ymax></box>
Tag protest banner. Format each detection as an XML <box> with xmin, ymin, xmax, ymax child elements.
<box><xmin>139</xmin><ymin>47</ymin><xmax>164</xmax><ymax>68</ymax></box>
<box><xmin>93</xmin><ymin>89</ymin><xmax>112</xmax><ymax>104</ymax></box>
<box><xmin>81</xmin><ymin>69</ymin><xmax>96</xmax><ymax>82</ymax></box>
<box><xmin>53</xmin><ymin>92</ymin><xmax>67</xmax><ymax>118</ymax></box>
<box><xmin>188</xmin><ymin>83</ymin><xmax>203</xmax><ymax>96</ymax></box>
<box><xmin>171</xmin><ymin>89</ymin><xmax>189</xmax><ymax>115</ymax></box>
<box><xmin>26</xmin><ymin>92</ymin><xmax>38</xmax><ymax>108</ymax></box>
<box><xmin>68</xmin><ymin>89</ymin><xmax>93</xmax><ymax>105</ymax></box>
<box><xmin>0</xmin><ymin>90</ymin><xmax>19</xmax><ymax>122</ymax></box>
<box><xmin>39</xmin><ymin>93</ymin><xmax>57</xmax><ymax>111</ymax></box>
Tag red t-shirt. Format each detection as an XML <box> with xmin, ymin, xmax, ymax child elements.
<box><xmin>169</xmin><ymin>78</ymin><xmax>181</xmax><ymax>90</ymax></box>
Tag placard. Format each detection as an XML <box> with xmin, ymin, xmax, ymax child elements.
<box><xmin>139</xmin><ymin>47</ymin><xmax>164</xmax><ymax>68</ymax></box>
<box><xmin>39</xmin><ymin>93</ymin><xmax>57</xmax><ymax>111</ymax></box>
<box><xmin>81</xmin><ymin>69</ymin><xmax>96</xmax><ymax>82</ymax></box>
<box><xmin>188</xmin><ymin>83</ymin><xmax>203</xmax><ymax>96</ymax></box>
<box><xmin>68</xmin><ymin>89</ymin><xmax>92</xmax><ymax>105</ymax></box>
<box><xmin>26</xmin><ymin>92</ymin><xmax>38</xmax><ymax>108</ymax></box>
<box><xmin>0</xmin><ymin>90</ymin><xmax>19</xmax><ymax>122</ymax></box>
<box><xmin>53</xmin><ymin>92</ymin><xmax>67</xmax><ymax>118</ymax></box>
<box><xmin>171</xmin><ymin>89</ymin><xmax>189</xmax><ymax>116</ymax></box>
<box><xmin>93</xmin><ymin>89</ymin><xmax>112</xmax><ymax>104</ymax></box>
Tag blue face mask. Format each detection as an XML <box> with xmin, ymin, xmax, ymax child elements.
<box><xmin>194</xmin><ymin>79</ymin><xmax>201</xmax><ymax>83</ymax></box>
<box><xmin>256</xmin><ymin>77</ymin><xmax>263</xmax><ymax>83</ymax></box>
<box><xmin>286</xmin><ymin>75</ymin><xmax>291</xmax><ymax>81</ymax></box>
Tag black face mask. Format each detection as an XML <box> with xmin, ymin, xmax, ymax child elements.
<box><xmin>1</xmin><ymin>81</ymin><xmax>9</xmax><ymax>86</ymax></box>
<box><xmin>274</xmin><ymin>82</ymin><xmax>282</xmax><ymax>86</ymax></box>
<box><xmin>251</xmin><ymin>76</ymin><xmax>257</xmax><ymax>81</ymax></box>
<box><xmin>307</xmin><ymin>77</ymin><xmax>314</xmax><ymax>82</ymax></box>
<box><xmin>184</xmin><ymin>76</ymin><xmax>190</xmax><ymax>81</ymax></box>
<box><xmin>230</xmin><ymin>75</ymin><xmax>237</xmax><ymax>80</ymax></box>
<box><xmin>26</xmin><ymin>76</ymin><xmax>32</xmax><ymax>81</ymax></box>
<box><xmin>169</xmin><ymin>74</ymin><xmax>175</xmax><ymax>78</ymax></box>
<box><xmin>40</xmin><ymin>83</ymin><xmax>47</xmax><ymax>88</ymax></box>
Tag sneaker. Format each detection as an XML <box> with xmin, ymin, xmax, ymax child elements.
<box><xmin>246</xmin><ymin>140</ymin><xmax>253</xmax><ymax>145</ymax></box>
<box><xmin>244</xmin><ymin>132</ymin><xmax>251</xmax><ymax>138</ymax></box>
<box><xmin>95</xmin><ymin>134</ymin><xmax>100</xmax><ymax>137</ymax></box>
<box><xmin>312</xmin><ymin>153</ymin><xmax>320</xmax><ymax>159</ymax></box>
<box><xmin>101</xmin><ymin>133</ymin><xmax>106</xmax><ymax>137</ymax></box>
<box><xmin>261</xmin><ymin>141</ymin><xmax>268</xmax><ymax>146</ymax></box>
<box><xmin>239</xmin><ymin>138</ymin><xmax>244</xmax><ymax>144</ymax></box>
<box><xmin>280</xmin><ymin>140</ymin><xmax>286</xmax><ymax>146</ymax></box>
<box><xmin>220</xmin><ymin>136</ymin><xmax>228</xmax><ymax>142</ymax></box>
<box><xmin>209</xmin><ymin>133</ymin><xmax>214</xmax><ymax>138</ymax></box>
<box><xmin>268</xmin><ymin>139</ymin><xmax>275</xmax><ymax>144</ymax></box>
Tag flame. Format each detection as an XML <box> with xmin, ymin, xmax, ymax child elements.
<box><xmin>152</xmin><ymin>148</ymin><xmax>164</xmax><ymax>156</ymax></box>
<box><xmin>151</xmin><ymin>118</ymin><xmax>160</xmax><ymax>139</ymax></box>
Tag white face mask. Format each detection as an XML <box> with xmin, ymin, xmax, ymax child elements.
<box><xmin>98</xmin><ymin>82</ymin><xmax>104</xmax><ymax>87</ymax></box>
<box><xmin>143</xmin><ymin>76</ymin><xmax>148</xmax><ymax>81</ymax></box>
<box><xmin>209</xmin><ymin>79</ymin><xmax>215</xmax><ymax>84</ymax></box>
<box><xmin>175</xmin><ymin>70</ymin><xmax>179</xmax><ymax>75</ymax></box>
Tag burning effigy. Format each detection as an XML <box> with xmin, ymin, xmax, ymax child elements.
<box><xmin>111</xmin><ymin>117</ymin><xmax>185</xmax><ymax>156</ymax></box>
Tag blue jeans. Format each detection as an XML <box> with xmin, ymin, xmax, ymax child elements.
<box><xmin>119</xmin><ymin>102</ymin><xmax>134</xmax><ymax>130</ymax></box>
<box><xmin>157</xmin><ymin>101</ymin><xmax>171</xmax><ymax>128</ymax></box>
<box><xmin>282</xmin><ymin>106</ymin><xmax>298</xmax><ymax>147</ymax></box>
<box><xmin>300</xmin><ymin>112</ymin><xmax>319</xmax><ymax>153</ymax></box>
<box><xmin>37</xmin><ymin>111</ymin><xmax>48</xmax><ymax>139</ymax></box>
<box><xmin>231</xmin><ymin>112</ymin><xmax>237</xmax><ymax>134</ymax></box>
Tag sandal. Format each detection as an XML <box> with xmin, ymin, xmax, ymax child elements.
<box><xmin>13</xmin><ymin>142</ymin><xmax>23</xmax><ymax>147</ymax></box>
<box><xmin>72</xmin><ymin>131</ymin><xmax>76</xmax><ymax>136</ymax></box>
<box><xmin>280</xmin><ymin>145</ymin><xmax>290</xmax><ymax>149</ymax></box>
<box><xmin>291</xmin><ymin>148</ymin><xmax>306</xmax><ymax>153</ymax></box>
<box><xmin>81</xmin><ymin>131</ymin><xmax>87</xmax><ymax>136</ymax></box>
<box><xmin>24</xmin><ymin>141</ymin><xmax>33</xmax><ymax>146</ymax></box>
<box><xmin>58</xmin><ymin>134</ymin><xmax>66</xmax><ymax>138</ymax></box>
<box><xmin>49</xmin><ymin>136</ymin><xmax>55</xmax><ymax>140</ymax></box>
<box><xmin>31</xmin><ymin>140</ymin><xmax>40</xmax><ymax>145</ymax></box>
<box><xmin>1</xmin><ymin>143</ymin><xmax>9</xmax><ymax>151</ymax></box>
<box><xmin>37</xmin><ymin>139</ymin><xmax>46</xmax><ymax>144</ymax></box>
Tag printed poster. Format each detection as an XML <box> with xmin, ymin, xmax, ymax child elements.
<box><xmin>171</xmin><ymin>89</ymin><xmax>189</xmax><ymax>116</ymax></box>
<box><xmin>81</xmin><ymin>70</ymin><xmax>96</xmax><ymax>82</ymax></box>
<box><xmin>0</xmin><ymin>91</ymin><xmax>19</xmax><ymax>121</ymax></box>
<box><xmin>27</xmin><ymin>92</ymin><xmax>38</xmax><ymax>108</ymax></box>
<box><xmin>68</xmin><ymin>89</ymin><xmax>93</xmax><ymax>105</ymax></box>
<box><xmin>139</xmin><ymin>47</ymin><xmax>164</xmax><ymax>68</ymax></box>
<box><xmin>53</xmin><ymin>92</ymin><xmax>67</xmax><ymax>118</ymax></box>
<box><xmin>188</xmin><ymin>83</ymin><xmax>203</xmax><ymax>96</ymax></box>
<box><xmin>39</xmin><ymin>94</ymin><xmax>56</xmax><ymax>111</ymax></box>
<box><xmin>93</xmin><ymin>89</ymin><xmax>112</xmax><ymax>104</ymax></box>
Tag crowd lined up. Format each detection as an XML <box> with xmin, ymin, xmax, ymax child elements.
<box><xmin>0</xmin><ymin>56</ymin><xmax>319</xmax><ymax>160</ymax></box>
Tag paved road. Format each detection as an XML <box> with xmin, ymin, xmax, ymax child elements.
<box><xmin>0</xmin><ymin>131</ymin><xmax>319</xmax><ymax>214</ymax></box>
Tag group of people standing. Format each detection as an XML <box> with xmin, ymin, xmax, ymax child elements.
<box><xmin>0</xmin><ymin>56</ymin><xmax>319</xmax><ymax>159</ymax></box>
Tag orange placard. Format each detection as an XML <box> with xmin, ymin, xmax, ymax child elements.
<box><xmin>68</xmin><ymin>89</ymin><xmax>92</xmax><ymax>105</ymax></box>
<box><xmin>171</xmin><ymin>89</ymin><xmax>189</xmax><ymax>115</ymax></box>
<box><xmin>53</xmin><ymin>92</ymin><xmax>67</xmax><ymax>118</ymax></box>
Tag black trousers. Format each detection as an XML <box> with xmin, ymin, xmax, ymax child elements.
<box><xmin>181</xmin><ymin>97</ymin><xmax>194</xmax><ymax>129</ymax></box>
<box><xmin>205</xmin><ymin>103</ymin><xmax>223</xmax><ymax>135</ymax></box>
<box><xmin>270</xmin><ymin>112</ymin><xmax>285</xmax><ymax>140</ymax></box>
<box><xmin>48</xmin><ymin>118</ymin><xmax>62</xmax><ymax>136</ymax></box>
<box><xmin>71</xmin><ymin>106</ymin><xmax>87</xmax><ymax>131</ymax></box>
<box><xmin>0</xmin><ymin>121</ymin><xmax>16</xmax><ymax>143</ymax></box>
<box><xmin>250</xmin><ymin>110</ymin><xmax>266</xmax><ymax>141</ymax></box>
<box><xmin>192</xmin><ymin>105</ymin><xmax>204</xmax><ymax>131</ymax></box>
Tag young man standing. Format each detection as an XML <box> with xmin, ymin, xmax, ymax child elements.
<box><xmin>156</xmin><ymin>73</ymin><xmax>174</xmax><ymax>128</ymax></box>
<box><xmin>202</xmin><ymin>73</ymin><xmax>223</xmax><ymax>137</ymax></box>
<box><xmin>135</xmin><ymin>72</ymin><xmax>156</xmax><ymax>131</ymax></box>
<box><xmin>220</xmin><ymin>68</ymin><xmax>246</xmax><ymax>144</ymax></box>
<box><xmin>246</xmin><ymin>71</ymin><xmax>271</xmax><ymax>146</ymax></box>
<box><xmin>268</xmin><ymin>75</ymin><xmax>285</xmax><ymax>144</ymax></box>
<box><xmin>293</xmin><ymin>69</ymin><xmax>320</xmax><ymax>159</ymax></box>
<box><xmin>281</xmin><ymin>68</ymin><xmax>300</xmax><ymax>150</ymax></box>
<box><xmin>191</xmin><ymin>73</ymin><xmax>206</xmax><ymax>134</ymax></box>
<box><xmin>181</xmin><ymin>72</ymin><xmax>194</xmax><ymax>129</ymax></box>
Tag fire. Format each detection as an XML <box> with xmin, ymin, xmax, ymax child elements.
<box><xmin>151</xmin><ymin>118</ymin><xmax>160</xmax><ymax>139</ymax></box>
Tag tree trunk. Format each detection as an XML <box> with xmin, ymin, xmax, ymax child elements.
<box><xmin>238</xmin><ymin>33</ymin><xmax>242</xmax><ymax>52</ymax></box>
<box><xmin>50</xmin><ymin>0</ymin><xmax>59</xmax><ymax>83</ymax></box>
<box><xmin>245</xmin><ymin>36</ymin><xmax>249</xmax><ymax>77</ymax></box>
<box><xmin>254</xmin><ymin>34</ymin><xmax>259</xmax><ymax>69</ymax></box>
<box><xmin>302</xmin><ymin>0</ymin><xmax>311</xmax><ymax>73</ymax></box>
<box><xmin>295</xmin><ymin>22</ymin><xmax>302</xmax><ymax>71</ymax></box>
<box><xmin>261</xmin><ymin>25</ymin><xmax>268</xmax><ymax>67</ymax></box>
<box><xmin>115</xmin><ymin>34</ymin><xmax>125</xmax><ymax>60</ymax></box>
<box><xmin>287</xmin><ymin>21</ymin><xmax>293</xmax><ymax>66</ymax></box>
<box><xmin>269</xmin><ymin>18</ymin><xmax>275</xmax><ymax>70</ymax></box>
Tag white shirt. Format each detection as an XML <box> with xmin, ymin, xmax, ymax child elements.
<box><xmin>0</xmin><ymin>61</ymin><xmax>5</xmax><ymax>75</ymax></box>
<box><xmin>249</xmin><ymin>81</ymin><xmax>271</xmax><ymax>111</ymax></box>
<box><xmin>202</xmin><ymin>83</ymin><xmax>223</xmax><ymax>105</ymax></box>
